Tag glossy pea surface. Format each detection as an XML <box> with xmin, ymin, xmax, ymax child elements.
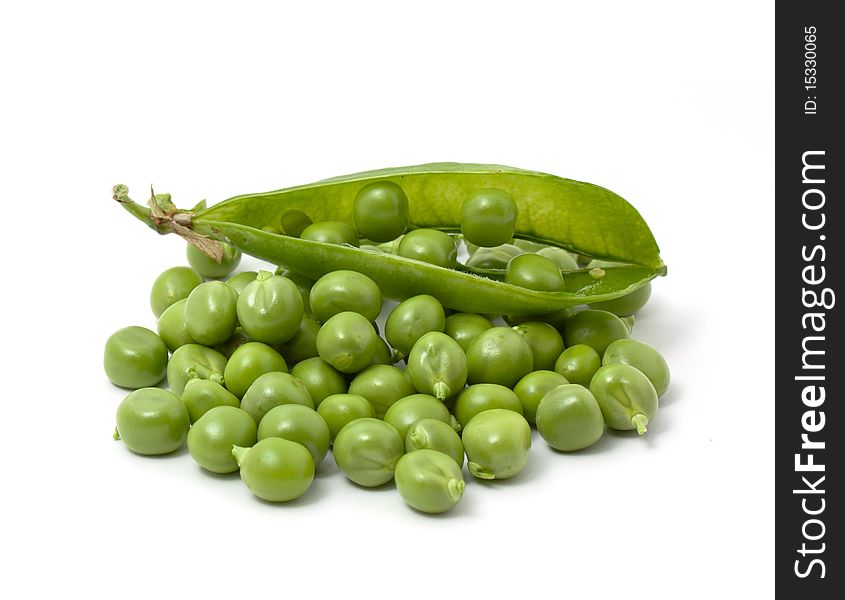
<box><xmin>397</xmin><ymin>229</ymin><xmax>458</xmax><ymax>269</ymax></box>
<box><xmin>405</xmin><ymin>418</ymin><xmax>464</xmax><ymax>468</ymax></box>
<box><xmin>406</xmin><ymin>331</ymin><xmax>468</xmax><ymax>401</ymax></box>
<box><xmin>513</xmin><ymin>370</ymin><xmax>569</xmax><ymax>424</ymax></box>
<box><xmin>236</xmin><ymin>271</ymin><xmax>304</xmax><ymax>345</ymax></box>
<box><xmin>562</xmin><ymin>309</ymin><xmax>630</xmax><ymax>356</ymax></box>
<box><xmin>181</xmin><ymin>378</ymin><xmax>241</xmax><ymax>423</ymax></box>
<box><xmin>465</xmin><ymin>327</ymin><xmax>533</xmax><ymax>387</ymax></box>
<box><xmin>332</xmin><ymin>418</ymin><xmax>404</xmax><ymax>487</ymax></box>
<box><xmin>554</xmin><ymin>344</ymin><xmax>602</xmax><ymax>387</ymax></box>
<box><xmin>348</xmin><ymin>364</ymin><xmax>416</xmax><ymax>419</ymax></box>
<box><xmin>150</xmin><ymin>266</ymin><xmax>204</xmax><ymax>317</ymax></box>
<box><xmin>460</xmin><ymin>188</ymin><xmax>518</xmax><ymax>247</ymax></box>
<box><xmin>310</xmin><ymin>270</ymin><xmax>382</xmax><ymax>323</ymax></box>
<box><xmin>290</xmin><ymin>357</ymin><xmax>348</xmax><ymax>407</ymax></box>
<box><xmin>240</xmin><ymin>371</ymin><xmax>314</xmax><ymax>424</ymax></box>
<box><xmin>395</xmin><ymin>449</ymin><xmax>465</xmax><ymax>514</ymax></box>
<box><xmin>602</xmin><ymin>338</ymin><xmax>670</xmax><ymax>397</ymax></box>
<box><xmin>115</xmin><ymin>388</ymin><xmax>190</xmax><ymax>455</ymax></box>
<box><xmin>104</xmin><ymin>326</ymin><xmax>168</xmax><ymax>389</ymax></box>
<box><xmin>384</xmin><ymin>394</ymin><xmax>453</xmax><ymax>441</ymax></box>
<box><xmin>353</xmin><ymin>180</ymin><xmax>409</xmax><ymax>242</ymax></box>
<box><xmin>453</xmin><ymin>383</ymin><xmax>523</xmax><ymax>429</ymax></box>
<box><xmin>157</xmin><ymin>299</ymin><xmax>195</xmax><ymax>352</ymax></box>
<box><xmin>187</xmin><ymin>242</ymin><xmax>242</xmax><ymax>279</ymax></box>
<box><xmin>184</xmin><ymin>281</ymin><xmax>239</xmax><ymax>346</ymax></box>
<box><xmin>233</xmin><ymin>438</ymin><xmax>314</xmax><ymax>502</ymax></box>
<box><xmin>462</xmin><ymin>409</ymin><xmax>531</xmax><ymax>480</ymax></box>
<box><xmin>300</xmin><ymin>221</ymin><xmax>359</xmax><ymax>246</ymax></box>
<box><xmin>536</xmin><ymin>247</ymin><xmax>579</xmax><ymax>271</ymax></box>
<box><xmin>166</xmin><ymin>344</ymin><xmax>228</xmax><ymax>395</ymax></box>
<box><xmin>316</xmin><ymin>393</ymin><xmax>375</xmax><ymax>441</ymax></box>
<box><xmin>444</xmin><ymin>312</ymin><xmax>493</xmax><ymax>353</ymax></box>
<box><xmin>257</xmin><ymin>404</ymin><xmax>330</xmax><ymax>467</ymax></box>
<box><xmin>505</xmin><ymin>253</ymin><xmax>565</xmax><ymax>292</ymax></box>
<box><xmin>536</xmin><ymin>384</ymin><xmax>604</xmax><ymax>451</ymax></box>
<box><xmin>589</xmin><ymin>363</ymin><xmax>658</xmax><ymax>435</ymax></box>
<box><xmin>385</xmin><ymin>295</ymin><xmax>446</xmax><ymax>358</ymax></box>
<box><xmin>223</xmin><ymin>342</ymin><xmax>288</xmax><ymax>398</ymax></box>
<box><xmin>512</xmin><ymin>321</ymin><xmax>565</xmax><ymax>371</ymax></box>
<box><xmin>187</xmin><ymin>406</ymin><xmax>257</xmax><ymax>473</ymax></box>
<box><xmin>315</xmin><ymin>311</ymin><xmax>380</xmax><ymax>374</ymax></box>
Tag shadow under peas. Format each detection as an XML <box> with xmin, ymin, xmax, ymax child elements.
<box><xmin>249</xmin><ymin>475</ymin><xmax>333</xmax><ymax>508</ymax></box>
<box><xmin>121</xmin><ymin>444</ymin><xmax>190</xmax><ymax>460</ymax></box>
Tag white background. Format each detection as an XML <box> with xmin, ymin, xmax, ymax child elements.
<box><xmin>0</xmin><ymin>1</ymin><xmax>773</xmax><ymax>598</ymax></box>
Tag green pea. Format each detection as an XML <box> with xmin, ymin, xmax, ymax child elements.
<box><xmin>278</xmin><ymin>270</ymin><xmax>315</xmax><ymax>316</ymax></box>
<box><xmin>214</xmin><ymin>327</ymin><xmax>253</xmax><ymax>359</ymax></box>
<box><xmin>589</xmin><ymin>363</ymin><xmax>658</xmax><ymax>435</ymax></box>
<box><xmin>353</xmin><ymin>180</ymin><xmax>410</xmax><ymax>242</ymax></box>
<box><xmin>157</xmin><ymin>299</ymin><xmax>195</xmax><ymax>352</ymax></box>
<box><xmin>535</xmin><ymin>247</ymin><xmax>580</xmax><ymax>271</ymax></box>
<box><xmin>279</xmin><ymin>318</ymin><xmax>321</xmax><ymax>364</ymax></box>
<box><xmin>233</xmin><ymin>438</ymin><xmax>314</xmax><ymax>502</ymax></box>
<box><xmin>166</xmin><ymin>343</ymin><xmax>228</xmax><ymax>396</ymax></box>
<box><xmin>384</xmin><ymin>394</ymin><xmax>454</xmax><ymax>441</ymax></box>
<box><xmin>586</xmin><ymin>259</ymin><xmax>652</xmax><ymax>316</ymax></box>
<box><xmin>184</xmin><ymin>281</ymin><xmax>239</xmax><ymax>346</ymax></box>
<box><xmin>280</xmin><ymin>209</ymin><xmax>313</xmax><ymax>237</ymax></box>
<box><xmin>114</xmin><ymin>388</ymin><xmax>190</xmax><ymax>455</ymax></box>
<box><xmin>332</xmin><ymin>418</ymin><xmax>404</xmax><ymax>487</ymax></box>
<box><xmin>369</xmin><ymin>336</ymin><xmax>397</xmax><ymax>366</ymax></box>
<box><xmin>462</xmin><ymin>409</ymin><xmax>531</xmax><ymax>480</ymax></box>
<box><xmin>512</xmin><ymin>321</ymin><xmax>565</xmax><ymax>371</ymax></box>
<box><xmin>505</xmin><ymin>254</ymin><xmax>564</xmax><ymax>292</ymax></box>
<box><xmin>453</xmin><ymin>383</ymin><xmax>523</xmax><ymax>429</ymax></box>
<box><xmin>602</xmin><ymin>339</ymin><xmax>670</xmax><ymax>397</ymax></box>
<box><xmin>290</xmin><ymin>357</ymin><xmax>348</xmax><ymax>407</ymax></box>
<box><xmin>395</xmin><ymin>449</ymin><xmax>465</xmax><ymax>514</ymax></box>
<box><xmin>240</xmin><ymin>371</ymin><xmax>314</xmax><ymax>425</ymax></box>
<box><xmin>187</xmin><ymin>406</ymin><xmax>257</xmax><ymax>473</ymax></box>
<box><xmin>536</xmin><ymin>384</ymin><xmax>604</xmax><ymax>451</ymax></box>
<box><xmin>187</xmin><ymin>242</ymin><xmax>241</xmax><ymax>279</ymax></box>
<box><xmin>150</xmin><ymin>266</ymin><xmax>204</xmax><ymax>317</ymax></box>
<box><xmin>513</xmin><ymin>370</ymin><xmax>570</xmax><ymax>425</ymax></box>
<box><xmin>405</xmin><ymin>418</ymin><xmax>465</xmax><ymax>467</ymax></box>
<box><xmin>406</xmin><ymin>331</ymin><xmax>468</xmax><ymax>401</ymax></box>
<box><xmin>385</xmin><ymin>295</ymin><xmax>446</xmax><ymax>358</ymax></box>
<box><xmin>181</xmin><ymin>378</ymin><xmax>241</xmax><ymax>423</ymax></box>
<box><xmin>464</xmin><ymin>243</ymin><xmax>524</xmax><ymax>269</ymax></box>
<box><xmin>316</xmin><ymin>393</ymin><xmax>375</xmax><ymax>442</ymax></box>
<box><xmin>300</xmin><ymin>221</ymin><xmax>359</xmax><ymax>246</ymax></box>
<box><xmin>465</xmin><ymin>326</ymin><xmax>533</xmax><ymax>387</ymax></box>
<box><xmin>444</xmin><ymin>312</ymin><xmax>493</xmax><ymax>353</ymax></box>
<box><xmin>103</xmin><ymin>326</ymin><xmax>168</xmax><ymax>389</ymax></box>
<box><xmin>347</xmin><ymin>364</ymin><xmax>416</xmax><ymax>419</ymax></box>
<box><xmin>257</xmin><ymin>404</ymin><xmax>330</xmax><ymax>467</ymax></box>
<box><xmin>236</xmin><ymin>271</ymin><xmax>304</xmax><ymax>345</ymax></box>
<box><xmin>461</xmin><ymin>188</ymin><xmax>518</xmax><ymax>247</ymax></box>
<box><xmin>562</xmin><ymin>309</ymin><xmax>630</xmax><ymax>356</ymax></box>
<box><xmin>397</xmin><ymin>229</ymin><xmax>458</xmax><ymax>268</ymax></box>
<box><xmin>316</xmin><ymin>311</ymin><xmax>380</xmax><ymax>374</ymax></box>
<box><xmin>310</xmin><ymin>270</ymin><xmax>382</xmax><ymax>323</ymax></box>
<box><xmin>554</xmin><ymin>344</ymin><xmax>601</xmax><ymax>387</ymax></box>
<box><xmin>226</xmin><ymin>270</ymin><xmax>258</xmax><ymax>295</ymax></box>
<box><xmin>223</xmin><ymin>342</ymin><xmax>288</xmax><ymax>398</ymax></box>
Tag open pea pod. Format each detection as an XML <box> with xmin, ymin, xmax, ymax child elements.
<box><xmin>113</xmin><ymin>163</ymin><xmax>666</xmax><ymax>315</ymax></box>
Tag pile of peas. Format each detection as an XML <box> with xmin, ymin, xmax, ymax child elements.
<box><xmin>105</xmin><ymin>182</ymin><xmax>670</xmax><ymax>514</ymax></box>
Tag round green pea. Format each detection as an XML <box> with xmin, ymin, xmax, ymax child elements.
<box><xmin>157</xmin><ymin>299</ymin><xmax>195</xmax><ymax>352</ymax></box>
<box><xmin>233</xmin><ymin>438</ymin><xmax>314</xmax><ymax>502</ymax></box>
<box><xmin>316</xmin><ymin>393</ymin><xmax>375</xmax><ymax>442</ymax></box>
<box><xmin>310</xmin><ymin>270</ymin><xmax>382</xmax><ymax>323</ymax></box>
<box><xmin>315</xmin><ymin>311</ymin><xmax>380</xmax><ymax>374</ymax></box>
<box><xmin>406</xmin><ymin>331</ymin><xmax>468</xmax><ymax>401</ymax></box>
<box><xmin>300</xmin><ymin>221</ymin><xmax>359</xmax><ymax>246</ymax></box>
<box><xmin>369</xmin><ymin>336</ymin><xmax>396</xmax><ymax>366</ymax></box>
<box><xmin>385</xmin><ymin>295</ymin><xmax>446</xmax><ymax>358</ymax></box>
<box><xmin>332</xmin><ymin>418</ymin><xmax>404</xmax><ymax>487</ymax></box>
<box><xmin>512</xmin><ymin>321</ymin><xmax>565</xmax><ymax>371</ymax></box>
<box><xmin>223</xmin><ymin>342</ymin><xmax>288</xmax><ymax>398</ymax></box>
<box><xmin>280</xmin><ymin>318</ymin><xmax>321</xmax><ymax>364</ymax></box>
<box><xmin>226</xmin><ymin>270</ymin><xmax>258</xmax><ymax>295</ymax></box>
<box><xmin>104</xmin><ymin>326</ymin><xmax>168</xmax><ymax>389</ymax></box>
<box><xmin>257</xmin><ymin>404</ymin><xmax>330</xmax><ymax>467</ymax></box>
<box><xmin>384</xmin><ymin>394</ymin><xmax>454</xmax><ymax>441</ymax></box>
<box><xmin>353</xmin><ymin>180</ymin><xmax>410</xmax><ymax>242</ymax></box>
<box><xmin>513</xmin><ymin>370</ymin><xmax>570</xmax><ymax>424</ymax></box>
<box><xmin>554</xmin><ymin>344</ymin><xmax>602</xmax><ymax>387</ymax></box>
<box><xmin>187</xmin><ymin>406</ymin><xmax>257</xmax><ymax>473</ymax></box>
<box><xmin>150</xmin><ymin>266</ymin><xmax>204</xmax><ymax>317</ymax></box>
<box><xmin>536</xmin><ymin>247</ymin><xmax>580</xmax><ymax>271</ymax></box>
<box><xmin>166</xmin><ymin>343</ymin><xmax>228</xmax><ymax>395</ymax></box>
<box><xmin>114</xmin><ymin>388</ymin><xmax>190</xmax><ymax>455</ymax></box>
<box><xmin>187</xmin><ymin>242</ymin><xmax>241</xmax><ymax>279</ymax></box>
<box><xmin>462</xmin><ymin>409</ymin><xmax>531</xmax><ymax>480</ymax></box>
<box><xmin>590</xmin><ymin>363</ymin><xmax>659</xmax><ymax>435</ymax></box>
<box><xmin>240</xmin><ymin>371</ymin><xmax>314</xmax><ymax>425</ymax></box>
<box><xmin>536</xmin><ymin>384</ymin><xmax>604</xmax><ymax>451</ymax></box>
<box><xmin>602</xmin><ymin>339</ymin><xmax>670</xmax><ymax>397</ymax></box>
<box><xmin>184</xmin><ymin>281</ymin><xmax>239</xmax><ymax>346</ymax></box>
<box><xmin>465</xmin><ymin>243</ymin><xmax>524</xmax><ymax>269</ymax></box>
<box><xmin>348</xmin><ymin>364</ymin><xmax>416</xmax><ymax>419</ymax></box>
<box><xmin>397</xmin><ymin>229</ymin><xmax>458</xmax><ymax>268</ymax></box>
<box><xmin>465</xmin><ymin>326</ymin><xmax>533</xmax><ymax>387</ymax></box>
<box><xmin>505</xmin><ymin>253</ymin><xmax>564</xmax><ymax>292</ymax></box>
<box><xmin>290</xmin><ymin>358</ymin><xmax>348</xmax><ymax>407</ymax></box>
<box><xmin>236</xmin><ymin>271</ymin><xmax>304</xmax><ymax>345</ymax></box>
<box><xmin>278</xmin><ymin>270</ymin><xmax>314</xmax><ymax>317</ymax></box>
<box><xmin>280</xmin><ymin>209</ymin><xmax>313</xmax><ymax>237</ymax></box>
<box><xmin>461</xmin><ymin>188</ymin><xmax>518</xmax><ymax>247</ymax></box>
<box><xmin>562</xmin><ymin>309</ymin><xmax>630</xmax><ymax>356</ymax></box>
<box><xmin>444</xmin><ymin>312</ymin><xmax>493</xmax><ymax>353</ymax></box>
<box><xmin>181</xmin><ymin>378</ymin><xmax>240</xmax><ymax>423</ymax></box>
<box><xmin>395</xmin><ymin>449</ymin><xmax>465</xmax><ymax>514</ymax></box>
<box><xmin>453</xmin><ymin>383</ymin><xmax>524</xmax><ymax>429</ymax></box>
<box><xmin>405</xmin><ymin>418</ymin><xmax>465</xmax><ymax>467</ymax></box>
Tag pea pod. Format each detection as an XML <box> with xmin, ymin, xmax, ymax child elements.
<box><xmin>113</xmin><ymin>164</ymin><xmax>666</xmax><ymax>315</ymax></box>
